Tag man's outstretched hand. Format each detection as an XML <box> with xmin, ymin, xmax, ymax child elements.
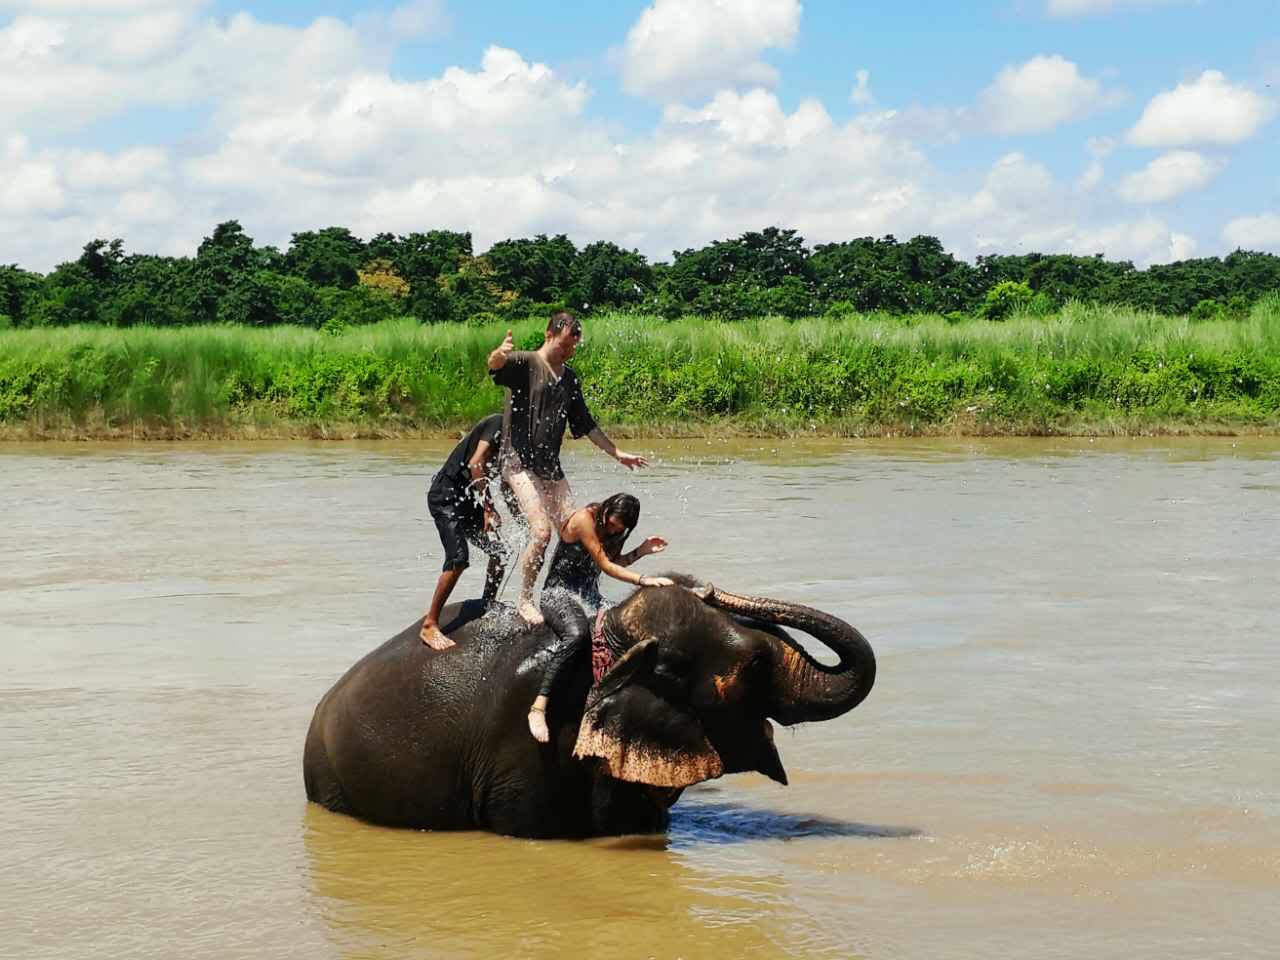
<box><xmin>615</xmin><ymin>450</ymin><xmax>649</xmax><ymax>470</ymax></box>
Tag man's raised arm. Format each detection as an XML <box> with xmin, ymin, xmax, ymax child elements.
<box><xmin>488</xmin><ymin>328</ymin><xmax>515</xmax><ymax>370</ymax></box>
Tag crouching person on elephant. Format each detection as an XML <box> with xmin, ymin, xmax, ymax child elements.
<box><xmin>528</xmin><ymin>493</ymin><xmax>672</xmax><ymax>742</ymax></box>
<box><xmin>420</xmin><ymin>413</ymin><xmax>512</xmax><ymax>650</ymax></box>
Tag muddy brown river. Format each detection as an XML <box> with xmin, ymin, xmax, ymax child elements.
<box><xmin>2</xmin><ymin>438</ymin><xmax>1278</xmax><ymax>959</ymax></box>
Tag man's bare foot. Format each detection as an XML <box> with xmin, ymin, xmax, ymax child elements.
<box><xmin>420</xmin><ymin>621</ymin><xmax>456</xmax><ymax>650</ymax></box>
<box><xmin>528</xmin><ymin>708</ymin><xmax>550</xmax><ymax>743</ymax></box>
<box><xmin>517</xmin><ymin>600</ymin><xmax>544</xmax><ymax>625</ymax></box>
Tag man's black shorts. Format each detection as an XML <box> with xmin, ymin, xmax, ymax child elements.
<box><xmin>427</xmin><ymin>481</ymin><xmax>504</xmax><ymax>572</ymax></box>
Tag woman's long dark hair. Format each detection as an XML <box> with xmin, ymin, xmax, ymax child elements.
<box><xmin>591</xmin><ymin>493</ymin><xmax>640</xmax><ymax>561</ymax></box>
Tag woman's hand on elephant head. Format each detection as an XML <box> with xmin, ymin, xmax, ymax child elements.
<box><xmin>641</xmin><ymin>575</ymin><xmax>675</xmax><ymax>588</ymax></box>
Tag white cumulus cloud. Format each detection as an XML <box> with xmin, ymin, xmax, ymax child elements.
<box><xmin>1223</xmin><ymin>213</ymin><xmax>1280</xmax><ymax>252</ymax></box>
<box><xmin>0</xmin><ymin>8</ymin><xmax>1219</xmax><ymax>274</ymax></box>
<box><xmin>1070</xmin><ymin>216</ymin><xmax>1196</xmax><ymax>262</ymax></box>
<box><xmin>1118</xmin><ymin>150</ymin><xmax>1225</xmax><ymax>204</ymax></box>
<box><xmin>621</xmin><ymin>0</ymin><xmax>801</xmax><ymax>102</ymax></box>
<box><xmin>0</xmin><ymin>135</ymin><xmax>66</xmax><ymax>215</ymax></box>
<box><xmin>664</xmin><ymin>88</ymin><xmax>832</xmax><ymax>147</ymax></box>
<box><xmin>0</xmin><ymin>9</ymin><xmax>375</xmax><ymax>133</ymax></box>
<box><xmin>1128</xmin><ymin>70</ymin><xmax>1276</xmax><ymax>147</ymax></box>
<box><xmin>977</xmin><ymin>55</ymin><xmax>1123</xmax><ymax>134</ymax></box>
<box><xmin>935</xmin><ymin>152</ymin><xmax>1198</xmax><ymax>265</ymax></box>
<box><xmin>1075</xmin><ymin>136</ymin><xmax>1114</xmax><ymax>191</ymax></box>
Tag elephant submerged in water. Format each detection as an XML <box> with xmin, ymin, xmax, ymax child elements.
<box><xmin>303</xmin><ymin>578</ymin><xmax>876</xmax><ymax>838</ymax></box>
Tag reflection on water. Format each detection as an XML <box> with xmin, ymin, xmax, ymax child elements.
<box><xmin>303</xmin><ymin>803</ymin><xmax>874</xmax><ymax>960</ymax></box>
<box><xmin>4</xmin><ymin>438</ymin><xmax>1280</xmax><ymax>959</ymax></box>
<box><xmin>668</xmin><ymin>800</ymin><xmax>922</xmax><ymax>846</ymax></box>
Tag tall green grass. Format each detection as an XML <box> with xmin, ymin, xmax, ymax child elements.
<box><xmin>3</xmin><ymin>297</ymin><xmax>1279</xmax><ymax>438</ymax></box>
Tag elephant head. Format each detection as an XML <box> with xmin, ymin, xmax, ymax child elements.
<box><xmin>573</xmin><ymin>578</ymin><xmax>876</xmax><ymax>793</ymax></box>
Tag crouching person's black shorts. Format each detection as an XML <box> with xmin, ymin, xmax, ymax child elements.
<box><xmin>427</xmin><ymin>481</ymin><xmax>505</xmax><ymax>572</ymax></box>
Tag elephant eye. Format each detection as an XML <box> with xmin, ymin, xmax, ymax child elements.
<box><xmin>652</xmin><ymin>655</ymin><xmax>691</xmax><ymax>690</ymax></box>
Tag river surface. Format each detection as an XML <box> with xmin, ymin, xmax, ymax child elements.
<box><xmin>2</xmin><ymin>437</ymin><xmax>1278</xmax><ymax>959</ymax></box>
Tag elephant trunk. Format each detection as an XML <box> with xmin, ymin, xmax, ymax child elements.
<box><xmin>707</xmin><ymin>589</ymin><xmax>876</xmax><ymax>726</ymax></box>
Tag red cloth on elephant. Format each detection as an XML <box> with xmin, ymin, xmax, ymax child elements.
<box><xmin>591</xmin><ymin>608</ymin><xmax>614</xmax><ymax>685</ymax></box>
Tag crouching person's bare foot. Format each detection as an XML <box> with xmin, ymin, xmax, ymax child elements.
<box><xmin>420</xmin><ymin>618</ymin><xmax>456</xmax><ymax>650</ymax></box>
<box><xmin>528</xmin><ymin>704</ymin><xmax>550</xmax><ymax>743</ymax></box>
<box><xmin>517</xmin><ymin>599</ymin><xmax>545</xmax><ymax>625</ymax></box>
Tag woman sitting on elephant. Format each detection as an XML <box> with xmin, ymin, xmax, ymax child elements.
<box><xmin>528</xmin><ymin>493</ymin><xmax>673</xmax><ymax>742</ymax></box>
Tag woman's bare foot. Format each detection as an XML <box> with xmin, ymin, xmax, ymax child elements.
<box><xmin>420</xmin><ymin>620</ymin><xmax>456</xmax><ymax>650</ymax></box>
<box><xmin>517</xmin><ymin>599</ymin><xmax>544</xmax><ymax>625</ymax></box>
<box><xmin>528</xmin><ymin>708</ymin><xmax>550</xmax><ymax>743</ymax></box>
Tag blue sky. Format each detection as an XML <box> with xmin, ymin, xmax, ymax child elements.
<box><xmin>2</xmin><ymin>0</ymin><xmax>1277</xmax><ymax>270</ymax></box>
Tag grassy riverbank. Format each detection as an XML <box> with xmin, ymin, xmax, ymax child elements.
<box><xmin>3</xmin><ymin>300</ymin><xmax>1280</xmax><ymax>439</ymax></box>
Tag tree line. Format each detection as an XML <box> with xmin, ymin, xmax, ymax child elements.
<box><xmin>2</xmin><ymin>223</ymin><xmax>1278</xmax><ymax>330</ymax></box>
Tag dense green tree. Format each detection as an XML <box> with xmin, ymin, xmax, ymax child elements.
<box><xmin>437</xmin><ymin>255</ymin><xmax>519</xmax><ymax>323</ymax></box>
<box><xmin>217</xmin><ymin>270</ymin><xmax>281</xmax><ymax>326</ymax></box>
<box><xmin>1109</xmin><ymin>258</ymin><xmax>1231</xmax><ymax>314</ymax></box>
<box><xmin>285</xmin><ymin>227</ymin><xmax>364</xmax><ymax>288</ymax></box>
<box><xmin>811</xmin><ymin>235</ymin><xmax>975</xmax><ymax>313</ymax></box>
<box><xmin>1025</xmin><ymin>254</ymin><xmax>1133</xmax><ymax>305</ymax></box>
<box><xmin>6</xmin><ymin>221</ymin><xmax>1280</xmax><ymax>328</ymax></box>
<box><xmin>77</xmin><ymin>238</ymin><xmax>127</xmax><ymax>285</ymax></box>
<box><xmin>658</xmin><ymin>228</ymin><xmax>814</xmax><ymax>318</ymax></box>
<box><xmin>31</xmin><ymin>262</ymin><xmax>101</xmax><ymax>325</ymax></box>
<box><xmin>672</xmin><ymin>227</ymin><xmax>811</xmax><ymax>287</ymax></box>
<box><xmin>1224</xmin><ymin>249</ymin><xmax>1280</xmax><ymax>300</ymax></box>
<box><xmin>321</xmin><ymin>285</ymin><xmax>400</xmax><ymax>329</ymax></box>
<box><xmin>196</xmin><ymin>221</ymin><xmax>257</xmax><ymax>282</ymax></box>
<box><xmin>102</xmin><ymin>255</ymin><xmax>195</xmax><ymax>326</ymax></box>
<box><xmin>380</xmin><ymin>230</ymin><xmax>474</xmax><ymax>322</ymax></box>
<box><xmin>190</xmin><ymin>221</ymin><xmax>263</xmax><ymax>323</ymax></box>
<box><xmin>484</xmin><ymin>233</ymin><xmax>577</xmax><ymax>304</ymax></box>
<box><xmin>0</xmin><ymin>265</ymin><xmax>44</xmax><ymax>327</ymax></box>
<box><xmin>569</xmin><ymin>241</ymin><xmax>653</xmax><ymax>311</ymax></box>
<box><xmin>392</xmin><ymin>230</ymin><xmax>472</xmax><ymax>283</ymax></box>
<box><xmin>766</xmin><ymin>274</ymin><xmax>816</xmax><ymax>318</ymax></box>
<box><xmin>267</xmin><ymin>273</ymin><xmax>328</xmax><ymax>327</ymax></box>
<box><xmin>364</xmin><ymin>232</ymin><xmax>399</xmax><ymax>263</ymax></box>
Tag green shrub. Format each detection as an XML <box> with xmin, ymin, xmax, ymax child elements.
<box><xmin>1225</xmin><ymin>294</ymin><xmax>1251</xmax><ymax>322</ymax></box>
<box><xmin>979</xmin><ymin>281</ymin><xmax>1034</xmax><ymax>322</ymax></box>
<box><xmin>1190</xmin><ymin>299</ymin><xmax>1220</xmax><ymax>323</ymax></box>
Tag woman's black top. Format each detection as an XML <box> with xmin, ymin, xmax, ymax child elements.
<box><xmin>536</xmin><ymin>529</ymin><xmax>626</xmax><ymax>698</ymax></box>
<box><xmin>543</xmin><ymin>537</ymin><xmax>606</xmax><ymax>610</ymax></box>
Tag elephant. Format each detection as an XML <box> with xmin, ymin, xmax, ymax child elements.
<box><xmin>303</xmin><ymin>577</ymin><xmax>876</xmax><ymax>838</ymax></box>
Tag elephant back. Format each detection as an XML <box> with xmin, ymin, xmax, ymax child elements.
<box><xmin>305</xmin><ymin>599</ymin><xmax>571</xmax><ymax>829</ymax></box>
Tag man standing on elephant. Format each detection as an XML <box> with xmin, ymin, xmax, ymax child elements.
<box><xmin>488</xmin><ymin>311</ymin><xmax>649</xmax><ymax>625</ymax></box>
<box><xmin>420</xmin><ymin>412</ymin><xmax>510</xmax><ymax>650</ymax></box>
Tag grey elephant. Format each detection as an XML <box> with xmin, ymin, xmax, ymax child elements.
<box><xmin>303</xmin><ymin>578</ymin><xmax>875</xmax><ymax>838</ymax></box>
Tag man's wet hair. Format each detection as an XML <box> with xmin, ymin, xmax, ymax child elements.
<box><xmin>547</xmin><ymin>311</ymin><xmax>582</xmax><ymax>337</ymax></box>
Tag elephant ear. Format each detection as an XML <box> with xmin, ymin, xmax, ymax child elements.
<box><xmin>572</xmin><ymin>639</ymin><xmax>724</xmax><ymax>789</ymax></box>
